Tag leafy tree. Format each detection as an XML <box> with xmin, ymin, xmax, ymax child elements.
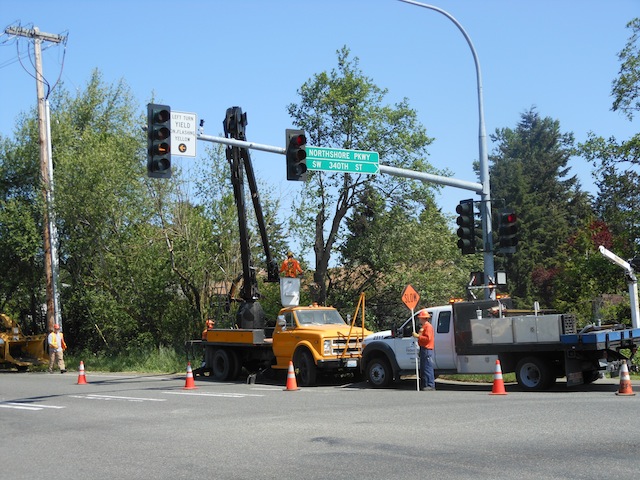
<box><xmin>335</xmin><ymin>184</ymin><xmax>478</xmax><ymax>330</ymax></box>
<box><xmin>553</xmin><ymin>219</ymin><xmax>628</xmax><ymax>325</ymax></box>
<box><xmin>0</xmin><ymin>126</ymin><xmax>46</xmax><ymax>330</ymax></box>
<box><xmin>580</xmin><ymin>18</ymin><xmax>640</xmax><ymax>254</ymax></box>
<box><xmin>50</xmin><ymin>71</ymin><xmax>179</xmax><ymax>352</ymax></box>
<box><xmin>287</xmin><ymin>46</ymin><xmax>436</xmax><ymax>305</ymax></box>
<box><xmin>489</xmin><ymin>108</ymin><xmax>590</xmax><ymax>307</ymax></box>
<box><xmin>612</xmin><ymin>18</ymin><xmax>640</xmax><ymax>120</ymax></box>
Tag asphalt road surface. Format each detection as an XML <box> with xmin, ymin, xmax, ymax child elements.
<box><xmin>2</xmin><ymin>370</ymin><xmax>639</xmax><ymax>480</ymax></box>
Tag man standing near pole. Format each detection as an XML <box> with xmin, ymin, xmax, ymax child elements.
<box><xmin>48</xmin><ymin>324</ymin><xmax>67</xmax><ymax>374</ymax></box>
<box><xmin>413</xmin><ymin>310</ymin><xmax>435</xmax><ymax>391</ymax></box>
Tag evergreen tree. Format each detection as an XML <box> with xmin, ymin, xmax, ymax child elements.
<box><xmin>490</xmin><ymin>108</ymin><xmax>590</xmax><ymax>307</ymax></box>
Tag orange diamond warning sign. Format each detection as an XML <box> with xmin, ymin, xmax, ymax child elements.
<box><xmin>401</xmin><ymin>284</ymin><xmax>420</xmax><ymax>310</ymax></box>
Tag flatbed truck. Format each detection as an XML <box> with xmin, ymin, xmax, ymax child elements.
<box><xmin>361</xmin><ymin>298</ymin><xmax>640</xmax><ymax>391</ymax></box>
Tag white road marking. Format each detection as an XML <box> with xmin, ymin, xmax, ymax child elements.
<box><xmin>163</xmin><ymin>391</ymin><xmax>264</xmax><ymax>398</ymax></box>
<box><xmin>0</xmin><ymin>402</ymin><xmax>66</xmax><ymax>411</ymax></box>
<box><xmin>70</xmin><ymin>394</ymin><xmax>166</xmax><ymax>402</ymax></box>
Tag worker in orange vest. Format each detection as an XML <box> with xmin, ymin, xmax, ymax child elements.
<box><xmin>413</xmin><ymin>309</ymin><xmax>435</xmax><ymax>391</ymax></box>
<box><xmin>280</xmin><ymin>251</ymin><xmax>303</xmax><ymax>278</ymax></box>
<box><xmin>202</xmin><ymin>318</ymin><xmax>215</xmax><ymax>340</ymax></box>
<box><xmin>48</xmin><ymin>324</ymin><xmax>67</xmax><ymax>374</ymax></box>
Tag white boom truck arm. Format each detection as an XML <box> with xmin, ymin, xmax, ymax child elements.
<box><xmin>599</xmin><ymin>245</ymin><xmax>640</xmax><ymax>329</ymax></box>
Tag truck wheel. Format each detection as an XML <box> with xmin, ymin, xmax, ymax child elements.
<box><xmin>515</xmin><ymin>356</ymin><xmax>554</xmax><ymax>391</ymax></box>
<box><xmin>366</xmin><ymin>357</ymin><xmax>392</xmax><ymax>388</ymax></box>
<box><xmin>212</xmin><ymin>349</ymin><xmax>239</xmax><ymax>381</ymax></box>
<box><xmin>293</xmin><ymin>349</ymin><xmax>317</xmax><ymax>387</ymax></box>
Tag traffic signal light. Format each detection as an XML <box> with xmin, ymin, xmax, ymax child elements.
<box><xmin>147</xmin><ymin>103</ymin><xmax>171</xmax><ymax>178</ymax></box>
<box><xmin>456</xmin><ymin>199</ymin><xmax>476</xmax><ymax>255</ymax></box>
<box><xmin>285</xmin><ymin>129</ymin><xmax>307</xmax><ymax>181</ymax></box>
<box><xmin>498</xmin><ymin>210</ymin><xmax>518</xmax><ymax>253</ymax></box>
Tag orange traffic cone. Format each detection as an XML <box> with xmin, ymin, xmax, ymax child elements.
<box><xmin>489</xmin><ymin>359</ymin><xmax>507</xmax><ymax>395</ymax></box>
<box><xmin>284</xmin><ymin>361</ymin><xmax>299</xmax><ymax>391</ymax></box>
<box><xmin>615</xmin><ymin>362</ymin><xmax>635</xmax><ymax>396</ymax></box>
<box><xmin>76</xmin><ymin>361</ymin><xmax>87</xmax><ymax>385</ymax></box>
<box><xmin>183</xmin><ymin>362</ymin><xmax>197</xmax><ymax>390</ymax></box>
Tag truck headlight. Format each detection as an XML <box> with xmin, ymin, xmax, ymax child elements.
<box><xmin>323</xmin><ymin>340</ymin><xmax>332</xmax><ymax>355</ymax></box>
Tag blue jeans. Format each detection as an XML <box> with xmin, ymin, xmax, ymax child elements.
<box><xmin>419</xmin><ymin>347</ymin><xmax>435</xmax><ymax>389</ymax></box>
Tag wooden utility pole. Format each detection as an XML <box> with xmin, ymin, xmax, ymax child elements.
<box><xmin>5</xmin><ymin>26</ymin><xmax>67</xmax><ymax>332</ymax></box>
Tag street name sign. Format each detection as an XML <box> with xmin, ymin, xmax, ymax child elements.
<box><xmin>171</xmin><ymin>111</ymin><xmax>197</xmax><ymax>158</ymax></box>
<box><xmin>306</xmin><ymin>146</ymin><xmax>379</xmax><ymax>174</ymax></box>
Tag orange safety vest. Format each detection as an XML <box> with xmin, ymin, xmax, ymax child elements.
<box><xmin>280</xmin><ymin>258</ymin><xmax>302</xmax><ymax>278</ymax></box>
<box><xmin>48</xmin><ymin>332</ymin><xmax>67</xmax><ymax>351</ymax></box>
<box><xmin>417</xmin><ymin>321</ymin><xmax>434</xmax><ymax>350</ymax></box>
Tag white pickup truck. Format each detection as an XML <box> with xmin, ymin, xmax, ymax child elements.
<box><xmin>360</xmin><ymin>298</ymin><xmax>640</xmax><ymax>391</ymax></box>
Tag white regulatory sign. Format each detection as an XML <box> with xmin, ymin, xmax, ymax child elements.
<box><xmin>171</xmin><ymin>111</ymin><xmax>197</xmax><ymax>158</ymax></box>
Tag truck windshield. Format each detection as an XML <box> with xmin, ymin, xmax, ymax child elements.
<box><xmin>296</xmin><ymin>310</ymin><xmax>346</xmax><ymax>325</ymax></box>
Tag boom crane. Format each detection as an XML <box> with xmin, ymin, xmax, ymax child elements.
<box><xmin>223</xmin><ymin>107</ymin><xmax>279</xmax><ymax>330</ymax></box>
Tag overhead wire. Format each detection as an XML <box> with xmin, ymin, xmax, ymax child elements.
<box><xmin>1</xmin><ymin>22</ymin><xmax>68</xmax><ymax>99</ymax></box>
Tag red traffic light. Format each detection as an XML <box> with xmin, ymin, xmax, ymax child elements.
<box><xmin>285</xmin><ymin>129</ymin><xmax>307</xmax><ymax>181</ymax></box>
<box><xmin>498</xmin><ymin>210</ymin><xmax>518</xmax><ymax>251</ymax></box>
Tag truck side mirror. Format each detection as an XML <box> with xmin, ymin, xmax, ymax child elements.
<box><xmin>391</xmin><ymin>326</ymin><xmax>398</xmax><ymax>338</ymax></box>
<box><xmin>277</xmin><ymin>316</ymin><xmax>286</xmax><ymax>330</ymax></box>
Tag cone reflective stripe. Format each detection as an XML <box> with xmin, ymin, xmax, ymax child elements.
<box><xmin>489</xmin><ymin>359</ymin><xmax>507</xmax><ymax>395</ymax></box>
<box><xmin>615</xmin><ymin>362</ymin><xmax>635</xmax><ymax>396</ymax></box>
<box><xmin>184</xmin><ymin>362</ymin><xmax>197</xmax><ymax>390</ymax></box>
<box><xmin>284</xmin><ymin>361</ymin><xmax>299</xmax><ymax>391</ymax></box>
<box><xmin>76</xmin><ymin>361</ymin><xmax>87</xmax><ymax>385</ymax></box>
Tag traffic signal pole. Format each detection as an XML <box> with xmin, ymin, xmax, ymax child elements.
<box><xmin>399</xmin><ymin>0</ymin><xmax>495</xmax><ymax>299</ymax></box>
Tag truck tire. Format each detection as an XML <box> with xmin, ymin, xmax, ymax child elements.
<box><xmin>515</xmin><ymin>356</ymin><xmax>554</xmax><ymax>391</ymax></box>
<box><xmin>293</xmin><ymin>349</ymin><xmax>317</xmax><ymax>387</ymax></box>
<box><xmin>212</xmin><ymin>349</ymin><xmax>240</xmax><ymax>381</ymax></box>
<box><xmin>365</xmin><ymin>357</ymin><xmax>392</xmax><ymax>388</ymax></box>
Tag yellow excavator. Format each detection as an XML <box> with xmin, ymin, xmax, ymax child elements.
<box><xmin>0</xmin><ymin>314</ymin><xmax>48</xmax><ymax>371</ymax></box>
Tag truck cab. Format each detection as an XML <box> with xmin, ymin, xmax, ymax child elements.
<box><xmin>272</xmin><ymin>304</ymin><xmax>372</xmax><ymax>386</ymax></box>
<box><xmin>361</xmin><ymin>305</ymin><xmax>496</xmax><ymax>388</ymax></box>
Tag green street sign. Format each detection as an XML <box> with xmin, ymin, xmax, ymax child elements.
<box><xmin>305</xmin><ymin>146</ymin><xmax>379</xmax><ymax>175</ymax></box>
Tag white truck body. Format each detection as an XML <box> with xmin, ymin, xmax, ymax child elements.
<box><xmin>363</xmin><ymin>305</ymin><xmax>496</xmax><ymax>380</ymax></box>
<box><xmin>361</xmin><ymin>299</ymin><xmax>640</xmax><ymax>390</ymax></box>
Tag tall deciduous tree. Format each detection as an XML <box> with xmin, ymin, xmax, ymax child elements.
<box><xmin>287</xmin><ymin>46</ymin><xmax>436</xmax><ymax>304</ymax></box>
<box><xmin>580</xmin><ymin>18</ymin><xmax>640</xmax><ymax>254</ymax></box>
<box><xmin>0</xmin><ymin>121</ymin><xmax>45</xmax><ymax>329</ymax></box>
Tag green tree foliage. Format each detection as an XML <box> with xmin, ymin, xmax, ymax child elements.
<box><xmin>552</xmin><ymin>219</ymin><xmax>627</xmax><ymax>325</ymax></box>
<box><xmin>580</xmin><ymin>18</ymin><xmax>640</xmax><ymax>254</ymax></box>
<box><xmin>0</xmin><ymin>71</ymin><xmax>288</xmax><ymax>357</ymax></box>
<box><xmin>50</xmin><ymin>71</ymin><xmax>180</xmax><ymax>352</ymax></box>
<box><xmin>612</xmin><ymin>18</ymin><xmax>640</xmax><ymax>121</ymax></box>
<box><xmin>490</xmin><ymin>108</ymin><xmax>591</xmax><ymax>307</ymax></box>
<box><xmin>335</xmin><ymin>184</ymin><xmax>478</xmax><ymax>330</ymax></box>
<box><xmin>287</xmin><ymin>46</ymin><xmax>436</xmax><ymax>305</ymax></box>
<box><xmin>190</xmin><ymin>144</ymin><xmax>289</xmax><ymax>326</ymax></box>
<box><xmin>573</xmin><ymin>17</ymin><xmax>640</xmax><ymax>324</ymax></box>
<box><xmin>0</xmin><ymin>130</ymin><xmax>44</xmax><ymax>330</ymax></box>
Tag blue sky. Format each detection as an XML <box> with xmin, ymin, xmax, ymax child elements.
<box><xmin>1</xmin><ymin>0</ymin><xmax>638</xmax><ymax>221</ymax></box>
